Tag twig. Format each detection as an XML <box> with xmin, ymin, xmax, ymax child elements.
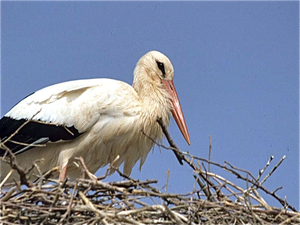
<box><xmin>165</xmin><ymin>169</ymin><xmax>170</xmax><ymax>193</ymax></box>
<box><xmin>259</xmin><ymin>156</ymin><xmax>274</xmax><ymax>178</ymax></box>
<box><xmin>208</xmin><ymin>135</ymin><xmax>212</xmax><ymax>173</ymax></box>
<box><xmin>75</xmin><ymin>157</ymin><xmax>97</xmax><ymax>181</ymax></box>
<box><xmin>141</xmin><ymin>122</ymin><xmax>183</xmax><ymax>165</ymax></box>
<box><xmin>156</xmin><ymin>118</ymin><xmax>218</xmax><ymax>202</ymax></box>
<box><xmin>59</xmin><ymin>182</ymin><xmax>78</xmax><ymax>224</ymax></box>
<box><xmin>260</xmin><ymin>155</ymin><xmax>286</xmax><ymax>185</ymax></box>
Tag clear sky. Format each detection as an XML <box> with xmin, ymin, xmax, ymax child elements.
<box><xmin>1</xmin><ymin>2</ymin><xmax>299</xmax><ymax>210</ymax></box>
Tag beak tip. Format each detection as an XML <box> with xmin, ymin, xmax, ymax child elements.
<box><xmin>186</xmin><ymin>136</ymin><xmax>191</xmax><ymax>146</ymax></box>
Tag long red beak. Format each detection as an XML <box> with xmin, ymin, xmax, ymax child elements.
<box><xmin>162</xmin><ymin>80</ymin><xmax>191</xmax><ymax>145</ymax></box>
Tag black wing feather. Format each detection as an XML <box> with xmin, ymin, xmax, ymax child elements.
<box><xmin>0</xmin><ymin>116</ymin><xmax>83</xmax><ymax>156</ymax></box>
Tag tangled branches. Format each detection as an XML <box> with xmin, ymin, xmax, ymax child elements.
<box><xmin>0</xmin><ymin>119</ymin><xmax>299</xmax><ymax>224</ymax></box>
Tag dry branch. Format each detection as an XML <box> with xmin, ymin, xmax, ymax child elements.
<box><xmin>156</xmin><ymin>118</ymin><xmax>297</xmax><ymax>212</ymax></box>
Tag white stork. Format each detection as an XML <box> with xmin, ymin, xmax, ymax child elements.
<box><xmin>0</xmin><ymin>51</ymin><xmax>190</xmax><ymax>183</ymax></box>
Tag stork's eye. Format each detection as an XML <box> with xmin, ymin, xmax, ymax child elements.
<box><xmin>156</xmin><ymin>61</ymin><xmax>166</xmax><ymax>77</ymax></box>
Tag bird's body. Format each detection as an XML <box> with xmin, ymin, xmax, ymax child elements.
<box><xmin>0</xmin><ymin>51</ymin><xmax>190</xmax><ymax>183</ymax></box>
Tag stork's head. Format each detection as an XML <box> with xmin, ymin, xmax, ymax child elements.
<box><xmin>134</xmin><ymin>51</ymin><xmax>174</xmax><ymax>85</ymax></box>
<box><xmin>133</xmin><ymin>51</ymin><xmax>191</xmax><ymax>145</ymax></box>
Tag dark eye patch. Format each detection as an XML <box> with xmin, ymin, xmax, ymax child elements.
<box><xmin>156</xmin><ymin>61</ymin><xmax>166</xmax><ymax>77</ymax></box>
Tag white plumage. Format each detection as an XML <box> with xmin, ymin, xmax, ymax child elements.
<box><xmin>0</xmin><ymin>51</ymin><xmax>190</xmax><ymax>182</ymax></box>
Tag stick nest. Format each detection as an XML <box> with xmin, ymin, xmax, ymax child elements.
<box><xmin>0</xmin><ymin>120</ymin><xmax>299</xmax><ymax>224</ymax></box>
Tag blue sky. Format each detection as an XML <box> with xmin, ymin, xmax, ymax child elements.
<box><xmin>1</xmin><ymin>2</ymin><xmax>299</xmax><ymax>210</ymax></box>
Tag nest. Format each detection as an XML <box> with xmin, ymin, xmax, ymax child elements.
<box><xmin>0</xmin><ymin>120</ymin><xmax>299</xmax><ymax>224</ymax></box>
